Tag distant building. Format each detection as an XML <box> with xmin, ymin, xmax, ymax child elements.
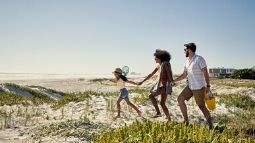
<box><xmin>209</xmin><ymin>67</ymin><xmax>236</xmax><ymax>77</ymax></box>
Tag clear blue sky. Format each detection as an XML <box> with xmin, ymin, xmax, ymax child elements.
<box><xmin>0</xmin><ymin>0</ymin><xmax>254</xmax><ymax>74</ymax></box>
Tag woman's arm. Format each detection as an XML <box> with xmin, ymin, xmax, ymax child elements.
<box><xmin>164</xmin><ymin>63</ymin><xmax>174</xmax><ymax>83</ymax></box>
<box><xmin>138</xmin><ymin>65</ymin><xmax>159</xmax><ymax>85</ymax></box>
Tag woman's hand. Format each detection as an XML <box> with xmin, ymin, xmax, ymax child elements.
<box><xmin>171</xmin><ymin>80</ymin><xmax>177</xmax><ymax>86</ymax></box>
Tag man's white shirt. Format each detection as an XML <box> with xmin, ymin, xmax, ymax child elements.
<box><xmin>184</xmin><ymin>54</ymin><xmax>207</xmax><ymax>90</ymax></box>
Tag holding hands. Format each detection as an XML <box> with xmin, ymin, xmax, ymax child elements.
<box><xmin>171</xmin><ymin>80</ymin><xmax>177</xmax><ymax>86</ymax></box>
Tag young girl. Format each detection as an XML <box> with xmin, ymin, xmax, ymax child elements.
<box><xmin>112</xmin><ymin>68</ymin><xmax>142</xmax><ymax>118</ymax></box>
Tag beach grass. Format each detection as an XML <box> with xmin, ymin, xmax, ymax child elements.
<box><xmin>211</xmin><ymin>78</ymin><xmax>255</xmax><ymax>88</ymax></box>
<box><xmin>52</xmin><ymin>91</ymin><xmax>118</xmax><ymax>108</ymax></box>
<box><xmin>130</xmin><ymin>87</ymin><xmax>150</xmax><ymax>104</ymax></box>
<box><xmin>218</xmin><ymin>93</ymin><xmax>255</xmax><ymax>110</ymax></box>
<box><xmin>1</xmin><ymin>78</ymin><xmax>255</xmax><ymax>142</ymax></box>
<box><xmin>0</xmin><ymin>90</ymin><xmax>54</xmax><ymax>106</ymax></box>
<box><xmin>32</xmin><ymin>116</ymin><xmax>107</xmax><ymax>141</ymax></box>
<box><xmin>92</xmin><ymin>120</ymin><xmax>255</xmax><ymax>143</ymax></box>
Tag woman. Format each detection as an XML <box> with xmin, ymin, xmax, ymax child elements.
<box><xmin>139</xmin><ymin>49</ymin><xmax>173</xmax><ymax>121</ymax></box>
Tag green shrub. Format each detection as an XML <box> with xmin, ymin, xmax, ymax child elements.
<box><xmin>231</xmin><ymin>68</ymin><xmax>255</xmax><ymax>80</ymax></box>
<box><xmin>92</xmin><ymin>120</ymin><xmax>255</xmax><ymax>143</ymax></box>
<box><xmin>218</xmin><ymin>93</ymin><xmax>255</xmax><ymax>110</ymax></box>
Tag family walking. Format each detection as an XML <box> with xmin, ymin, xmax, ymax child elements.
<box><xmin>111</xmin><ymin>42</ymin><xmax>213</xmax><ymax>129</ymax></box>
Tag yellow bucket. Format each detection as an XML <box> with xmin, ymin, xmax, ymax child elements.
<box><xmin>205</xmin><ymin>96</ymin><xmax>216</xmax><ymax>110</ymax></box>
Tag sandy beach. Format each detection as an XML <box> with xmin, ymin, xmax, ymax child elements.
<box><xmin>0</xmin><ymin>75</ymin><xmax>254</xmax><ymax>142</ymax></box>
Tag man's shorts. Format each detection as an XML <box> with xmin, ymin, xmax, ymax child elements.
<box><xmin>179</xmin><ymin>86</ymin><xmax>206</xmax><ymax>106</ymax></box>
<box><xmin>119</xmin><ymin>88</ymin><xmax>128</xmax><ymax>99</ymax></box>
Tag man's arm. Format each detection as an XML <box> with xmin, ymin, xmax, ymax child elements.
<box><xmin>201</xmin><ymin>67</ymin><xmax>210</xmax><ymax>92</ymax></box>
<box><xmin>173</xmin><ymin>71</ymin><xmax>187</xmax><ymax>83</ymax></box>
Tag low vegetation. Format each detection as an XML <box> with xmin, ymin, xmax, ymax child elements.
<box><xmin>0</xmin><ymin>90</ymin><xmax>54</xmax><ymax>106</ymax></box>
<box><xmin>92</xmin><ymin>120</ymin><xmax>255</xmax><ymax>143</ymax></box>
<box><xmin>130</xmin><ymin>87</ymin><xmax>150</xmax><ymax>105</ymax></box>
<box><xmin>211</xmin><ymin>78</ymin><xmax>255</xmax><ymax>88</ymax></box>
<box><xmin>230</xmin><ymin>68</ymin><xmax>255</xmax><ymax>80</ymax></box>
<box><xmin>218</xmin><ymin>93</ymin><xmax>255</xmax><ymax>110</ymax></box>
<box><xmin>214</xmin><ymin>92</ymin><xmax>255</xmax><ymax>138</ymax></box>
<box><xmin>1</xmin><ymin>79</ymin><xmax>255</xmax><ymax>142</ymax></box>
<box><xmin>33</xmin><ymin>116</ymin><xmax>107</xmax><ymax>141</ymax></box>
<box><xmin>0</xmin><ymin>83</ymin><xmax>119</xmax><ymax>108</ymax></box>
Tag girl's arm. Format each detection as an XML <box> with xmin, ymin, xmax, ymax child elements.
<box><xmin>126</xmin><ymin>80</ymin><xmax>138</xmax><ymax>85</ymax></box>
<box><xmin>139</xmin><ymin>65</ymin><xmax>160</xmax><ymax>85</ymax></box>
<box><xmin>109</xmin><ymin>78</ymin><xmax>116</xmax><ymax>83</ymax></box>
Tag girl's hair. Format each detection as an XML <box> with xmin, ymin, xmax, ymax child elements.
<box><xmin>119</xmin><ymin>74</ymin><xmax>127</xmax><ymax>81</ymax></box>
<box><xmin>154</xmin><ymin>49</ymin><xmax>171</xmax><ymax>62</ymax></box>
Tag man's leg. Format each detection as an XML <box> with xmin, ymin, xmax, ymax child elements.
<box><xmin>177</xmin><ymin>86</ymin><xmax>193</xmax><ymax>124</ymax></box>
<box><xmin>193</xmin><ymin>88</ymin><xmax>213</xmax><ymax>129</ymax></box>
<box><xmin>198</xmin><ymin>105</ymin><xmax>213</xmax><ymax>129</ymax></box>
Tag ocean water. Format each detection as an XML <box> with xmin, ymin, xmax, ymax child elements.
<box><xmin>0</xmin><ymin>73</ymin><xmax>111</xmax><ymax>80</ymax></box>
<box><xmin>0</xmin><ymin>73</ymin><xmax>144</xmax><ymax>80</ymax></box>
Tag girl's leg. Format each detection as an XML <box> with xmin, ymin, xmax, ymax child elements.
<box><xmin>116</xmin><ymin>97</ymin><xmax>123</xmax><ymax>117</ymax></box>
<box><xmin>149</xmin><ymin>93</ymin><xmax>161</xmax><ymax>117</ymax></box>
<box><xmin>124</xmin><ymin>98</ymin><xmax>141</xmax><ymax>116</ymax></box>
<box><xmin>160</xmin><ymin>93</ymin><xmax>171</xmax><ymax>121</ymax></box>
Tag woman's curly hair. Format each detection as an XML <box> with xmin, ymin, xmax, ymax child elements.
<box><xmin>154</xmin><ymin>49</ymin><xmax>171</xmax><ymax>62</ymax></box>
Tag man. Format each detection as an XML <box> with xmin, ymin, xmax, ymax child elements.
<box><xmin>173</xmin><ymin>43</ymin><xmax>213</xmax><ymax>129</ymax></box>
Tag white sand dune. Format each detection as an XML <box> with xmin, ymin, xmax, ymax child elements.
<box><xmin>0</xmin><ymin>77</ymin><xmax>254</xmax><ymax>142</ymax></box>
<box><xmin>0</xmin><ymin>83</ymin><xmax>63</xmax><ymax>100</ymax></box>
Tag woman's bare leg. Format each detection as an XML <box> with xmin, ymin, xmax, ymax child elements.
<box><xmin>160</xmin><ymin>93</ymin><xmax>171</xmax><ymax>121</ymax></box>
<box><xmin>149</xmin><ymin>93</ymin><xmax>161</xmax><ymax>117</ymax></box>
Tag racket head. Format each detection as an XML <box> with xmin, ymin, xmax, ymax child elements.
<box><xmin>121</xmin><ymin>66</ymin><xmax>129</xmax><ymax>76</ymax></box>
